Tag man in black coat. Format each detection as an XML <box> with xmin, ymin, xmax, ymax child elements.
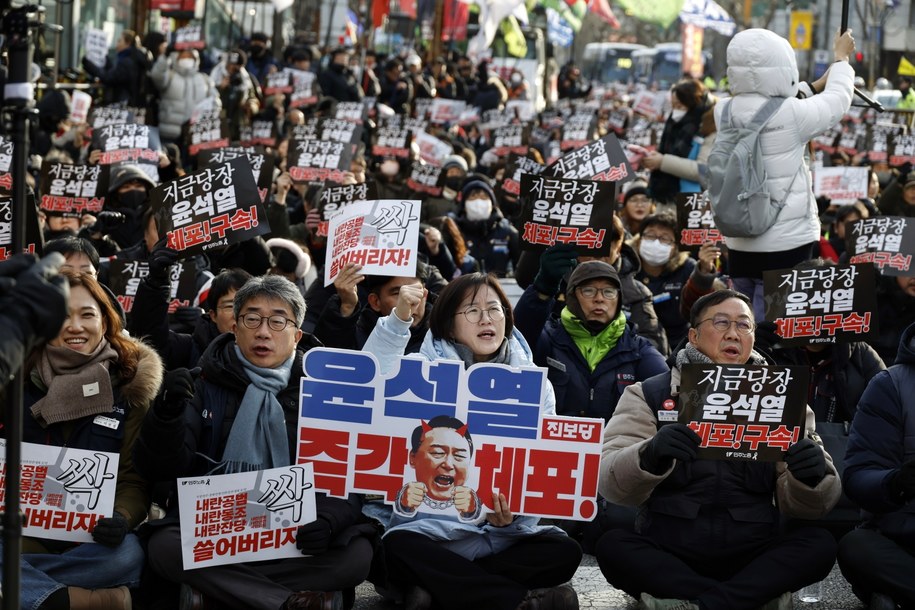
<box><xmin>318</xmin><ymin>47</ymin><xmax>363</xmax><ymax>103</ymax></box>
<box><xmin>82</xmin><ymin>29</ymin><xmax>151</xmax><ymax>108</ymax></box>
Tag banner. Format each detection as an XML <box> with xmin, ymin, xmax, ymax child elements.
<box><xmin>372</xmin><ymin>125</ymin><xmax>412</xmax><ymax>159</ymax></box>
<box><xmin>763</xmin><ymin>263</ymin><xmax>877</xmax><ymax>345</ymax></box>
<box><xmin>491</xmin><ymin>124</ymin><xmax>531</xmax><ymax>156</ymax></box>
<box><xmin>84</xmin><ymin>28</ymin><xmax>110</xmax><ymax>70</ymax></box>
<box><xmin>429</xmin><ymin>99</ymin><xmax>468</xmax><ymax>125</ymax></box>
<box><xmin>501</xmin><ymin>154</ymin><xmax>545</xmax><ymax>197</ymax></box>
<box><xmin>287</xmin><ymin>139</ymin><xmax>352</xmax><ymax>184</ymax></box>
<box><xmin>406</xmin><ymin>162</ymin><xmax>443</xmax><ymax>197</ymax></box>
<box><xmin>318</xmin><ymin>118</ymin><xmax>364</xmax><ymax>146</ymax></box>
<box><xmin>519</xmin><ymin>174</ymin><xmax>614</xmax><ymax>255</ymax></box>
<box><xmin>846</xmin><ymin>216</ymin><xmax>915</xmax><ymax>276</ymax></box>
<box><xmin>632</xmin><ymin>90</ymin><xmax>667</xmax><ymax>119</ymax></box>
<box><xmin>414</xmin><ymin>131</ymin><xmax>453</xmax><ymax>166</ymax></box>
<box><xmin>0</xmin><ymin>196</ymin><xmax>41</xmax><ymax>261</ymax></box>
<box><xmin>560</xmin><ymin>114</ymin><xmax>597</xmax><ymax>151</ymax></box>
<box><xmin>813</xmin><ymin>167</ymin><xmax>869</xmax><ymax>205</ymax></box>
<box><xmin>92</xmin><ymin>124</ymin><xmax>161</xmax><ymax>182</ymax></box>
<box><xmin>70</xmin><ymin>91</ymin><xmax>93</xmax><ymax>125</ymax></box>
<box><xmin>239</xmin><ymin>120</ymin><xmax>278</xmax><ymax>148</ymax></box>
<box><xmin>107</xmin><ymin>258</ymin><xmax>198</xmax><ymax>314</ymax></box>
<box><xmin>188</xmin><ymin>108</ymin><xmax>229</xmax><ymax>156</ymax></box>
<box><xmin>39</xmin><ymin>162</ymin><xmax>109</xmax><ymax>217</ymax></box>
<box><xmin>173</xmin><ymin>23</ymin><xmax>205</xmax><ymax>50</ymax></box>
<box><xmin>675</xmin><ymin>192</ymin><xmax>724</xmax><ymax>252</ymax></box>
<box><xmin>150</xmin><ymin>157</ymin><xmax>267</xmax><ymax>255</ymax></box>
<box><xmin>889</xmin><ymin>133</ymin><xmax>915</xmax><ymax>167</ymax></box>
<box><xmin>678</xmin><ymin>364</ymin><xmax>809</xmax><ymax>462</ymax></box>
<box><xmin>89</xmin><ymin>106</ymin><xmax>133</xmax><ymax>130</ymax></box>
<box><xmin>297</xmin><ymin>349</ymin><xmax>604</xmax><ymax>521</ymax></box>
<box><xmin>198</xmin><ymin>146</ymin><xmax>274</xmax><ymax>204</ymax></box>
<box><xmin>316</xmin><ymin>182</ymin><xmax>379</xmax><ymax>237</ymax></box>
<box><xmin>546</xmin><ymin>133</ymin><xmax>634</xmax><ymax>184</ymax></box>
<box><xmin>288</xmin><ymin>70</ymin><xmax>318</xmax><ymax>108</ymax></box>
<box><xmin>324</xmin><ymin>199</ymin><xmax>421</xmax><ymax>285</ymax></box>
<box><xmin>177</xmin><ymin>464</ymin><xmax>316</xmax><ymax>569</ymax></box>
<box><xmin>335</xmin><ymin>102</ymin><xmax>367</xmax><ymax>124</ymax></box>
<box><xmin>0</xmin><ymin>440</ymin><xmax>118</xmax><ymax>543</ymax></box>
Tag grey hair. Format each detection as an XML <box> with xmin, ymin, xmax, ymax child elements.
<box><xmin>233</xmin><ymin>274</ymin><xmax>306</xmax><ymax>326</ymax></box>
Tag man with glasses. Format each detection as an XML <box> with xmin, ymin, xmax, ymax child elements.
<box><xmin>135</xmin><ymin>275</ymin><xmax>374</xmax><ymax>610</ymax></box>
<box><xmin>514</xmin><ymin>260</ymin><xmax>668</xmax><ymax>552</ymax></box>
<box><xmin>595</xmin><ymin>289</ymin><xmax>840</xmax><ymax>610</ymax></box>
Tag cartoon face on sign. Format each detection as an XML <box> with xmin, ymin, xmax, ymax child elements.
<box><xmin>394</xmin><ymin>416</ymin><xmax>482</xmax><ymax>521</ymax></box>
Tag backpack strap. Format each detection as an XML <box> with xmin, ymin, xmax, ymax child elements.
<box><xmin>746</xmin><ymin>96</ymin><xmax>786</xmax><ymax>130</ymax></box>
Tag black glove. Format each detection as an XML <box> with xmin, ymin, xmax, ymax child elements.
<box><xmin>295</xmin><ymin>517</ymin><xmax>332</xmax><ymax>555</ymax></box>
<box><xmin>6</xmin><ymin>253</ymin><xmax>69</xmax><ymax>342</ymax></box>
<box><xmin>889</xmin><ymin>459</ymin><xmax>915</xmax><ymax>501</ymax></box>
<box><xmin>785</xmin><ymin>438</ymin><xmax>827</xmax><ymax>487</ymax></box>
<box><xmin>92</xmin><ymin>513</ymin><xmax>129</xmax><ymax>547</ymax></box>
<box><xmin>0</xmin><ymin>252</ymin><xmax>39</xmax><ymax>292</ymax></box>
<box><xmin>532</xmin><ymin>244</ymin><xmax>578</xmax><ymax>297</ymax></box>
<box><xmin>173</xmin><ymin>305</ymin><xmax>204</xmax><ymax>329</ymax></box>
<box><xmin>147</xmin><ymin>238</ymin><xmax>180</xmax><ymax>289</ymax></box>
<box><xmin>87</xmin><ymin>210</ymin><xmax>125</xmax><ymax>235</ymax></box>
<box><xmin>157</xmin><ymin>367</ymin><xmax>198</xmax><ymax>419</ymax></box>
<box><xmin>640</xmin><ymin>423</ymin><xmax>701</xmax><ymax>475</ymax></box>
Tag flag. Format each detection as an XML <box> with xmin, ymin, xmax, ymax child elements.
<box><xmin>616</xmin><ymin>0</ymin><xmax>684</xmax><ymax>28</ymax></box>
<box><xmin>541</xmin><ymin>0</ymin><xmax>582</xmax><ymax>31</ymax></box>
<box><xmin>501</xmin><ymin>15</ymin><xmax>528</xmax><ymax>57</ymax></box>
<box><xmin>372</xmin><ymin>0</ymin><xmax>389</xmax><ymax>28</ymax></box>
<box><xmin>344</xmin><ymin>9</ymin><xmax>362</xmax><ymax>45</ymax></box>
<box><xmin>588</xmin><ymin>0</ymin><xmax>620</xmax><ymax>28</ymax></box>
<box><xmin>546</xmin><ymin>7</ymin><xmax>575</xmax><ymax>47</ymax></box>
<box><xmin>463</xmin><ymin>0</ymin><xmax>527</xmax><ymax>59</ymax></box>
<box><xmin>443</xmin><ymin>0</ymin><xmax>470</xmax><ymax>41</ymax></box>
<box><xmin>678</xmin><ymin>0</ymin><xmax>734</xmax><ymax>35</ymax></box>
<box><xmin>899</xmin><ymin>56</ymin><xmax>915</xmax><ymax>76</ymax></box>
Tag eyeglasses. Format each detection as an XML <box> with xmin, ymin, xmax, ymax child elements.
<box><xmin>455</xmin><ymin>305</ymin><xmax>505</xmax><ymax>324</ymax></box>
<box><xmin>578</xmin><ymin>286</ymin><xmax>620</xmax><ymax>300</ymax></box>
<box><xmin>642</xmin><ymin>232</ymin><xmax>676</xmax><ymax>246</ymax></box>
<box><xmin>626</xmin><ymin>195</ymin><xmax>651</xmax><ymax>206</ymax></box>
<box><xmin>697</xmin><ymin>316</ymin><xmax>755</xmax><ymax>335</ymax></box>
<box><xmin>238</xmin><ymin>313</ymin><xmax>297</xmax><ymax>332</ymax></box>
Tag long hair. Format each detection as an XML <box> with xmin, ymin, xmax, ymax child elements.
<box><xmin>428</xmin><ymin>272</ymin><xmax>514</xmax><ymax>341</ymax></box>
<box><xmin>64</xmin><ymin>272</ymin><xmax>141</xmax><ymax>381</ymax></box>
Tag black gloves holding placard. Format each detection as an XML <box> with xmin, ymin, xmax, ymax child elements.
<box><xmin>532</xmin><ymin>244</ymin><xmax>578</xmax><ymax>298</ymax></box>
<box><xmin>785</xmin><ymin>438</ymin><xmax>827</xmax><ymax>487</ymax></box>
<box><xmin>156</xmin><ymin>367</ymin><xmax>198</xmax><ymax>419</ymax></box>
<box><xmin>640</xmin><ymin>424</ymin><xmax>701</xmax><ymax>475</ymax></box>
<box><xmin>92</xmin><ymin>512</ymin><xmax>129</xmax><ymax>547</ymax></box>
<box><xmin>146</xmin><ymin>238</ymin><xmax>180</xmax><ymax>289</ymax></box>
<box><xmin>295</xmin><ymin>517</ymin><xmax>333</xmax><ymax>555</ymax></box>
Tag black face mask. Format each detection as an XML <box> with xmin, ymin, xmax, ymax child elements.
<box><xmin>118</xmin><ymin>189</ymin><xmax>147</xmax><ymax>209</ymax></box>
<box><xmin>443</xmin><ymin>176</ymin><xmax>463</xmax><ymax>191</ymax></box>
<box><xmin>251</xmin><ymin>46</ymin><xmax>266</xmax><ymax>58</ymax></box>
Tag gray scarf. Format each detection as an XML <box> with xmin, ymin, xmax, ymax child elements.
<box><xmin>677</xmin><ymin>342</ymin><xmax>767</xmax><ymax>368</ymax></box>
<box><xmin>220</xmin><ymin>346</ymin><xmax>294</xmax><ymax>474</ymax></box>
<box><xmin>31</xmin><ymin>340</ymin><xmax>118</xmax><ymax>427</ymax></box>
<box><xmin>451</xmin><ymin>338</ymin><xmax>510</xmax><ymax>369</ymax></box>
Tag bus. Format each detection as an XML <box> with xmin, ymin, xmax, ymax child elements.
<box><xmin>633</xmin><ymin>42</ymin><xmax>710</xmax><ymax>90</ymax></box>
<box><xmin>581</xmin><ymin>42</ymin><xmax>645</xmax><ymax>86</ymax></box>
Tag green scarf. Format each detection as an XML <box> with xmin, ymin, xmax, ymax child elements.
<box><xmin>560</xmin><ymin>308</ymin><xmax>627</xmax><ymax>372</ymax></box>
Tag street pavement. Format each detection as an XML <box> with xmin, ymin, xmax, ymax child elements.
<box><xmin>352</xmin><ymin>554</ymin><xmax>865</xmax><ymax>609</ymax></box>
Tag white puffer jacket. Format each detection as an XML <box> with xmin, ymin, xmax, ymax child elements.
<box><xmin>716</xmin><ymin>29</ymin><xmax>854</xmax><ymax>253</ymax></box>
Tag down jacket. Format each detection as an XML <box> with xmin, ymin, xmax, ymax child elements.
<box><xmin>717</xmin><ymin>29</ymin><xmax>854</xmax><ymax>254</ymax></box>
<box><xmin>149</xmin><ymin>51</ymin><xmax>217</xmax><ymax>141</ymax></box>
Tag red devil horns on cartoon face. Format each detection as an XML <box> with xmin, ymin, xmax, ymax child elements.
<box><xmin>456</xmin><ymin>424</ymin><xmax>468</xmax><ymax>436</ymax></box>
<box><xmin>421</xmin><ymin>420</ymin><xmax>433</xmax><ymax>433</ymax></box>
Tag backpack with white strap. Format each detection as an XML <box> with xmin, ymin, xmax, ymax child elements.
<box><xmin>707</xmin><ymin>96</ymin><xmax>800</xmax><ymax>238</ymax></box>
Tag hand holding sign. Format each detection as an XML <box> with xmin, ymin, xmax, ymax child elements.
<box><xmin>295</xmin><ymin>517</ymin><xmax>333</xmax><ymax>555</ymax></box>
<box><xmin>485</xmin><ymin>491</ymin><xmax>513</xmax><ymax>527</ymax></box>
<box><xmin>697</xmin><ymin>242</ymin><xmax>721</xmax><ymax>274</ymax></box>
<box><xmin>640</xmin><ymin>424</ymin><xmax>701</xmax><ymax>475</ymax></box>
<box><xmin>333</xmin><ymin>262</ymin><xmax>364</xmax><ymax>318</ymax></box>
<box><xmin>784</xmin><ymin>438</ymin><xmax>827</xmax><ymax>487</ymax></box>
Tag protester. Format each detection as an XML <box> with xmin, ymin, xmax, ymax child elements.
<box><xmin>9</xmin><ymin>272</ymin><xmax>163</xmax><ymax>610</ymax></box>
<box><xmin>715</xmin><ymin>29</ymin><xmax>855</xmax><ymax>319</ymax></box>
<box><xmin>81</xmin><ymin>29</ymin><xmax>151</xmax><ymax>108</ymax></box>
<box><xmin>450</xmin><ymin>175</ymin><xmax>519</xmax><ymax>277</ymax></box>
<box><xmin>246</xmin><ymin>32</ymin><xmax>279</xmax><ymax>87</ymax></box>
<box><xmin>617</xmin><ymin>180</ymin><xmax>655</xmax><ymax>239</ymax></box>
<box><xmin>596</xmin><ymin>289</ymin><xmax>840</xmax><ymax>610</ymax></box>
<box><xmin>318</xmin><ymin>47</ymin><xmax>362</xmax><ymax>103</ymax></box>
<box><xmin>212</xmin><ymin>49</ymin><xmax>261</xmax><ymax>141</ymax></box>
<box><xmin>149</xmin><ymin>44</ymin><xmax>218</xmax><ymax>144</ymax></box>
<box><xmin>839</xmin><ymin>322</ymin><xmax>915</xmax><ymax>609</ymax></box>
<box><xmin>378</xmin><ymin>58</ymin><xmax>413</xmax><ymax>114</ymax></box>
<box><xmin>101</xmin><ymin>164</ymin><xmax>156</xmax><ymax>249</ymax></box>
<box><xmin>135</xmin><ymin>275</ymin><xmax>373</xmax><ymax>609</ymax></box>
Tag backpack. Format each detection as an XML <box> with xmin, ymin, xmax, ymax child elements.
<box><xmin>707</xmin><ymin>97</ymin><xmax>800</xmax><ymax>238</ymax></box>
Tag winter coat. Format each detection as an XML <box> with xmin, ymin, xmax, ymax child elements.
<box><xmin>313</xmin><ymin>295</ymin><xmax>429</xmax><ymax>355</ymax></box>
<box><xmin>717</xmin><ymin>29</ymin><xmax>854</xmax><ymax>254</ymax></box>
<box><xmin>648</xmin><ymin>105</ymin><xmax>707</xmax><ymax>203</ymax></box>
<box><xmin>633</xmin><ymin>249</ymin><xmax>696</xmax><ymax>349</ymax></box>
<box><xmin>363</xmin><ymin>310</ymin><xmax>556</xmax><ymax>415</ymax></box>
<box><xmin>844</xmin><ymin>323</ymin><xmax>915</xmax><ymax>544</ymax></box>
<box><xmin>150</xmin><ymin>52</ymin><xmax>217</xmax><ymax>141</ymax></box>
<box><xmin>83</xmin><ymin>46</ymin><xmax>152</xmax><ymax>108</ymax></box>
<box><xmin>318</xmin><ymin>64</ymin><xmax>363</xmax><ymax>103</ymax></box>
<box><xmin>873</xmin><ymin>275</ymin><xmax>915</xmax><ymax>366</ymax></box>
<box><xmin>513</xmin><ymin>285</ymin><xmax>669</xmax><ymax>420</ymax></box>
<box><xmin>599</xmin><ymin>361</ymin><xmax>842</xmax><ymax>552</ymax></box>
<box><xmin>133</xmin><ymin>333</ymin><xmax>363</xmax><ymax>536</ymax></box>
<box><xmin>20</xmin><ymin>341</ymin><xmax>164</xmax><ymax>538</ymax></box>
<box><xmin>451</xmin><ymin>211</ymin><xmax>520</xmax><ymax>277</ymax></box>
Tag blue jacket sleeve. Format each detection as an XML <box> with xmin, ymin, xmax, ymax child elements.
<box><xmin>843</xmin><ymin>370</ymin><xmax>907</xmax><ymax>513</ymax></box>
<box><xmin>513</xmin><ymin>285</ymin><xmax>554</xmax><ymax>353</ymax></box>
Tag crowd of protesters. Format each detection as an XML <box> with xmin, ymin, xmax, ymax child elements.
<box><xmin>6</xmin><ymin>23</ymin><xmax>915</xmax><ymax>610</ymax></box>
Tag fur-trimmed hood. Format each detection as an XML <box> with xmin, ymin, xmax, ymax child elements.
<box><xmin>119</xmin><ymin>340</ymin><xmax>164</xmax><ymax>408</ymax></box>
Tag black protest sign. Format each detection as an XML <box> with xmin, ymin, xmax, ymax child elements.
<box><xmin>678</xmin><ymin>364</ymin><xmax>809</xmax><ymax>462</ymax></box>
<box><xmin>335</xmin><ymin>101</ymin><xmax>367</xmax><ymax>124</ymax></box>
<box><xmin>846</xmin><ymin>216</ymin><xmax>915</xmax><ymax>276</ymax></box>
<box><xmin>372</xmin><ymin>125</ymin><xmax>412</xmax><ymax>158</ymax></box>
<box><xmin>316</xmin><ymin>181</ymin><xmax>379</xmax><ymax>237</ymax></box>
<box><xmin>263</xmin><ymin>70</ymin><xmax>294</xmax><ymax>96</ymax></box>
<box><xmin>149</xmin><ymin>157</ymin><xmax>267</xmax><ymax>255</ymax></box>
<box><xmin>173</xmin><ymin>23</ymin><xmax>204</xmax><ymax>50</ymax></box>
<box><xmin>675</xmin><ymin>192</ymin><xmax>724</xmax><ymax>253</ymax></box>
<box><xmin>413</xmin><ymin>98</ymin><xmax>433</xmax><ymax>120</ymax></box>
<box><xmin>490</xmin><ymin>124</ymin><xmax>531</xmax><ymax>156</ymax></box>
<box><xmin>238</xmin><ymin>120</ymin><xmax>277</xmax><ymax>148</ymax></box>
<box><xmin>39</xmin><ymin>162</ymin><xmax>109</xmax><ymax>216</ymax></box>
<box><xmin>626</xmin><ymin>117</ymin><xmax>655</xmax><ymax>151</ymax></box>
<box><xmin>502</xmin><ymin>153</ymin><xmax>545</xmax><ymax>197</ymax></box>
<box><xmin>287</xmin><ymin>138</ymin><xmax>352</xmax><ymax>184</ymax></box>
<box><xmin>866</xmin><ymin>123</ymin><xmax>905</xmax><ymax>164</ymax></box>
<box><xmin>188</xmin><ymin>108</ymin><xmax>229</xmax><ymax>156</ymax></box>
<box><xmin>607</xmin><ymin>108</ymin><xmax>628</xmax><ymax>135</ymax></box>
<box><xmin>545</xmin><ymin>132</ymin><xmax>634</xmax><ymax>184</ymax></box>
<box><xmin>0</xmin><ymin>196</ymin><xmax>41</xmax><ymax>260</ymax></box>
<box><xmin>107</xmin><ymin>258</ymin><xmax>197</xmax><ymax>315</ymax></box>
<box><xmin>763</xmin><ymin>263</ymin><xmax>877</xmax><ymax>345</ymax></box>
<box><xmin>837</xmin><ymin>126</ymin><xmax>865</xmax><ymax>157</ymax></box>
<box><xmin>519</xmin><ymin>174</ymin><xmax>614</xmax><ymax>255</ymax></box>
<box><xmin>92</xmin><ymin>124</ymin><xmax>161</xmax><ymax>171</ymax></box>
<box><xmin>198</xmin><ymin>146</ymin><xmax>274</xmax><ymax>203</ymax></box>
<box><xmin>319</xmin><ymin>118</ymin><xmax>364</xmax><ymax>146</ymax></box>
<box><xmin>480</xmin><ymin>108</ymin><xmax>509</xmax><ymax>131</ymax></box>
<box><xmin>889</xmin><ymin>132</ymin><xmax>915</xmax><ymax>167</ymax></box>
<box><xmin>89</xmin><ymin>106</ymin><xmax>133</xmax><ymax>130</ymax></box>
<box><xmin>560</xmin><ymin>113</ymin><xmax>597</xmax><ymax>151</ymax></box>
<box><xmin>406</xmin><ymin>162</ymin><xmax>443</xmax><ymax>197</ymax></box>
<box><xmin>811</xmin><ymin>127</ymin><xmax>841</xmax><ymax>154</ymax></box>
<box><xmin>288</xmin><ymin>70</ymin><xmax>318</xmax><ymax>108</ymax></box>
